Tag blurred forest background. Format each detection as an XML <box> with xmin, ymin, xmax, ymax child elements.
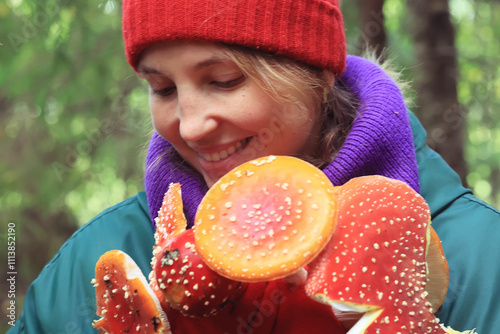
<box><xmin>1</xmin><ymin>0</ymin><xmax>499</xmax><ymax>330</ymax></box>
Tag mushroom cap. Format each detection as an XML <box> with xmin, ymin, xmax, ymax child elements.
<box><xmin>154</xmin><ymin>183</ymin><xmax>187</xmax><ymax>253</ymax></box>
<box><xmin>152</xmin><ymin>228</ymin><xmax>244</xmax><ymax>317</ymax></box>
<box><xmin>93</xmin><ymin>250</ymin><xmax>171</xmax><ymax>334</ymax></box>
<box><xmin>150</xmin><ymin>183</ymin><xmax>244</xmax><ymax>317</ymax></box>
<box><xmin>150</xmin><ymin>183</ymin><xmax>189</xmax><ymax>312</ymax></box>
<box><xmin>305</xmin><ymin>175</ymin><xmax>447</xmax><ymax>333</ymax></box>
<box><xmin>194</xmin><ymin>155</ymin><xmax>338</xmax><ymax>282</ymax></box>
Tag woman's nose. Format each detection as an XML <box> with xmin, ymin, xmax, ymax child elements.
<box><xmin>177</xmin><ymin>91</ymin><xmax>219</xmax><ymax>142</ymax></box>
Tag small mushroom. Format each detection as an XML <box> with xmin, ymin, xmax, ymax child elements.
<box><xmin>150</xmin><ymin>183</ymin><xmax>245</xmax><ymax>318</ymax></box>
<box><xmin>304</xmin><ymin>175</ymin><xmax>474</xmax><ymax>334</ymax></box>
<box><xmin>92</xmin><ymin>250</ymin><xmax>171</xmax><ymax>334</ymax></box>
<box><xmin>151</xmin><ymin>228</ymin><xmax>244</xmax><ymax>317</ymax></box>
<box><xmin>149</xmin><ymin>182</ymin><xmax>188</xmax><ymax>311</ymax></box>
<box><xmin>194</xmin><ymin>155</ymin><xmax>338</xmax><ymax>282</ymax></box>
<box><xmin>153</xmin><ymin>182</ymin><xmax>187</xmax><ymax>255</ymax></box>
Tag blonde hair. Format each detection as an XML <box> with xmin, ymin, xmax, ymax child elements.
<box><xmin>222</xmin><ymin>45</ymin><xmax>358</xmax><ymax>168</ymax></box>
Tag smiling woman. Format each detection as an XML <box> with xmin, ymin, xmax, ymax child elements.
<box><xmin>8</xmin><ymin>0</ymin><xmax>500</xmax><ymax>333</ymax></box>
<box><xmin>139</xmin><ymin>41</ymin><xmax>335</xmax><ymax>187</ymax></box>
<box><xmin>137</xmin><ymin>40</ymin><xmax>359</xmax><ymax>190</ymax></box>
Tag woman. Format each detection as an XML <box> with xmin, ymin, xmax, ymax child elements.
<box><xmin>9</xmin><ymin>0</ymin><xmax>500</xmax><ymax>333</ymax></box>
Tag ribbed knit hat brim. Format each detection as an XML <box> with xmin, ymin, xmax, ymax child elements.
<box><xmin>122</xmin><ymin>0</ymin><xmax>346</xmax><ymax>76</ymax></box>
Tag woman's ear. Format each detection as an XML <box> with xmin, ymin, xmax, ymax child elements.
<box><xmin>324</xmin><ymin>70</ymin><xmax>335</xmax><ymax>86</ymax></box>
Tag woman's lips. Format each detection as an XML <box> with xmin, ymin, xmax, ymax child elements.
<box><xmin>198</xmin><ymin>137</ymin><xmax>251</xmax><ymax>162</ymax></box>
<box><xmin>195</xmin><ymin>137</ymin><xmax>254</xmax><ymax>183</ymax></box>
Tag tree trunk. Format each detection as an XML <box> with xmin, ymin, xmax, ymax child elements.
<box><xmin>407</xmin><ymin>0</ymin><xmax>468</xmax><ymax>186</ymax></box>
<box><xmin>358</xmin><ymin>0</ymin><xmax>387</xmax><ymax>59</ymax></box>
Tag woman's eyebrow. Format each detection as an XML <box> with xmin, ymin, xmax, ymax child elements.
<box><xmin>138</xmin><ymin>55</ymin><xmax>229</xmax><ymax>75</ymax></box>
<box><xmin>193</xmin><ymin>56</ymin><xmax>228</xmax><ymax>71</ymax></box>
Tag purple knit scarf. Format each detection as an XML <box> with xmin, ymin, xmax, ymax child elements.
<box><xmin>144</xmin><ymin>55</ymin><xmax>420</xmax><ymax>229</ymax></box>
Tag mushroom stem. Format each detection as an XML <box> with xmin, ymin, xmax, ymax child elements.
<box><xmin>284</xmin><ymin>267</ymin><xmax>308</xmax><ymax>289</ymax></box>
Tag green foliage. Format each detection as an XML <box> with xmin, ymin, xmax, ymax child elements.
<box><xmin>450</xmin><ymin>0</ymin><xmax>500</xmax><ymax>206</ymax></box>
<box><xmin>341</xmin><ymin>0</ymin><xmax>417</xmax><ymax>98</ymax></box>
<box><xmin>342</xmin><ymin>0</ymin><xmax>500</xmax><ymax>209</ymax></box>
<box><xmin>0</xmin><ymin>1</ymin><xmax>150</xmax><ymax>328</ymax></box>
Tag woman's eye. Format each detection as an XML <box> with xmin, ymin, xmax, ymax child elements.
<box><xmin>212</xmin><ymin>75</ymin><xmax>245</xmax><ymax>88</ymax></box>
<box><xmin>152</xmin><ymin>86</ymin><xmax>176</xmax><ymax>97</ymax></box>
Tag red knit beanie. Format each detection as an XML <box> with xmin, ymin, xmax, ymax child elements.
<box><xmin>122</xmin><ymin>0</ymin><xmax>346</xmax><ymax>77</ymax></box>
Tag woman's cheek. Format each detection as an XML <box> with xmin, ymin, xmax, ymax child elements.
<box><xmin>150</xmin><ymin>103</ymin><xmax>178</xmax><ymax>141</ymax></box>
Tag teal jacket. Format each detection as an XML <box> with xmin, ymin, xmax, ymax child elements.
<box><xmin>8</xmin><ymin>114</ymin><xmax>500</xmax><ymax>333</ymax></box>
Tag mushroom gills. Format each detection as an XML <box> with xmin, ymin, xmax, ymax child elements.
<box><xmin>316</xmin><ymin>296</ymin><xmax>383</xmax><ymax>334</ymax></box>
<box><xmin>425</xmin><ymin>225</ymin><xmax>449</xmax><ymax>312</ymax></box>
<box><xmin>92</xmin><ymin>250</ymin><xmax>171</xmax><ymax>334</ymax></box>
<box><xmin>440</xmin><ymin>325</ymin><xmax>477</xmax><ymax>334</ymax></box>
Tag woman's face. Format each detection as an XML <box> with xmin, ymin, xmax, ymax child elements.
<box><xmin>139</xmin><ymin>41</ymin><xmax>321</xmax><ymax>187</ymax></box>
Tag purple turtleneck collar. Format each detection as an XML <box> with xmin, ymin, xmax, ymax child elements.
<box><xmin>144</xmin><ymin>55</ymin><xmax>420</xmax><ymax>229</ymax></box>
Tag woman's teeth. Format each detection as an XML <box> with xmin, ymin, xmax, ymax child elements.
<box><xmin>200</xmin><ymin>139</ymin><xmax>249</xmax><ymax>162</ymax></box>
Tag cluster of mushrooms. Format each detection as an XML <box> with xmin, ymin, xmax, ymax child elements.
<box><xmin>92</xmin><ymin>156</ymin><xmax>476</xmax><ymax>333</ymax></box>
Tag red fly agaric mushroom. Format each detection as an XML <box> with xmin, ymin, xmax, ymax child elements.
<box><xmin>305</xmin><ymin>175</ymin><xmax>474</xmax><ymax>334</ymax></box>
<box><xmin>92</xmin><ymin>250</ymin><xmax>171</xmax><ymax>334</ymax></box>
<box><xmin>150</xmin><ymin>183</ymin><xmax>245</xmax><ymax>317</ymax></box>
<box><xmin>149</xmin><ymin>183</ymin><xmax>187</xmax><ymax>312</ymax></box>
<box><xmin>194</xmin><ymin>155</ymin><xmax>338</xmax><ymax>282</ymax></box>
<box><xmin>151</xmin><ymin>228</ymin><xmax>245</xmax><ymax>317</ymax></box>
<box><xmin>153</xmin><ymin>183</ymin><xmax>187</xmax><ymax>253</ymax></box>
